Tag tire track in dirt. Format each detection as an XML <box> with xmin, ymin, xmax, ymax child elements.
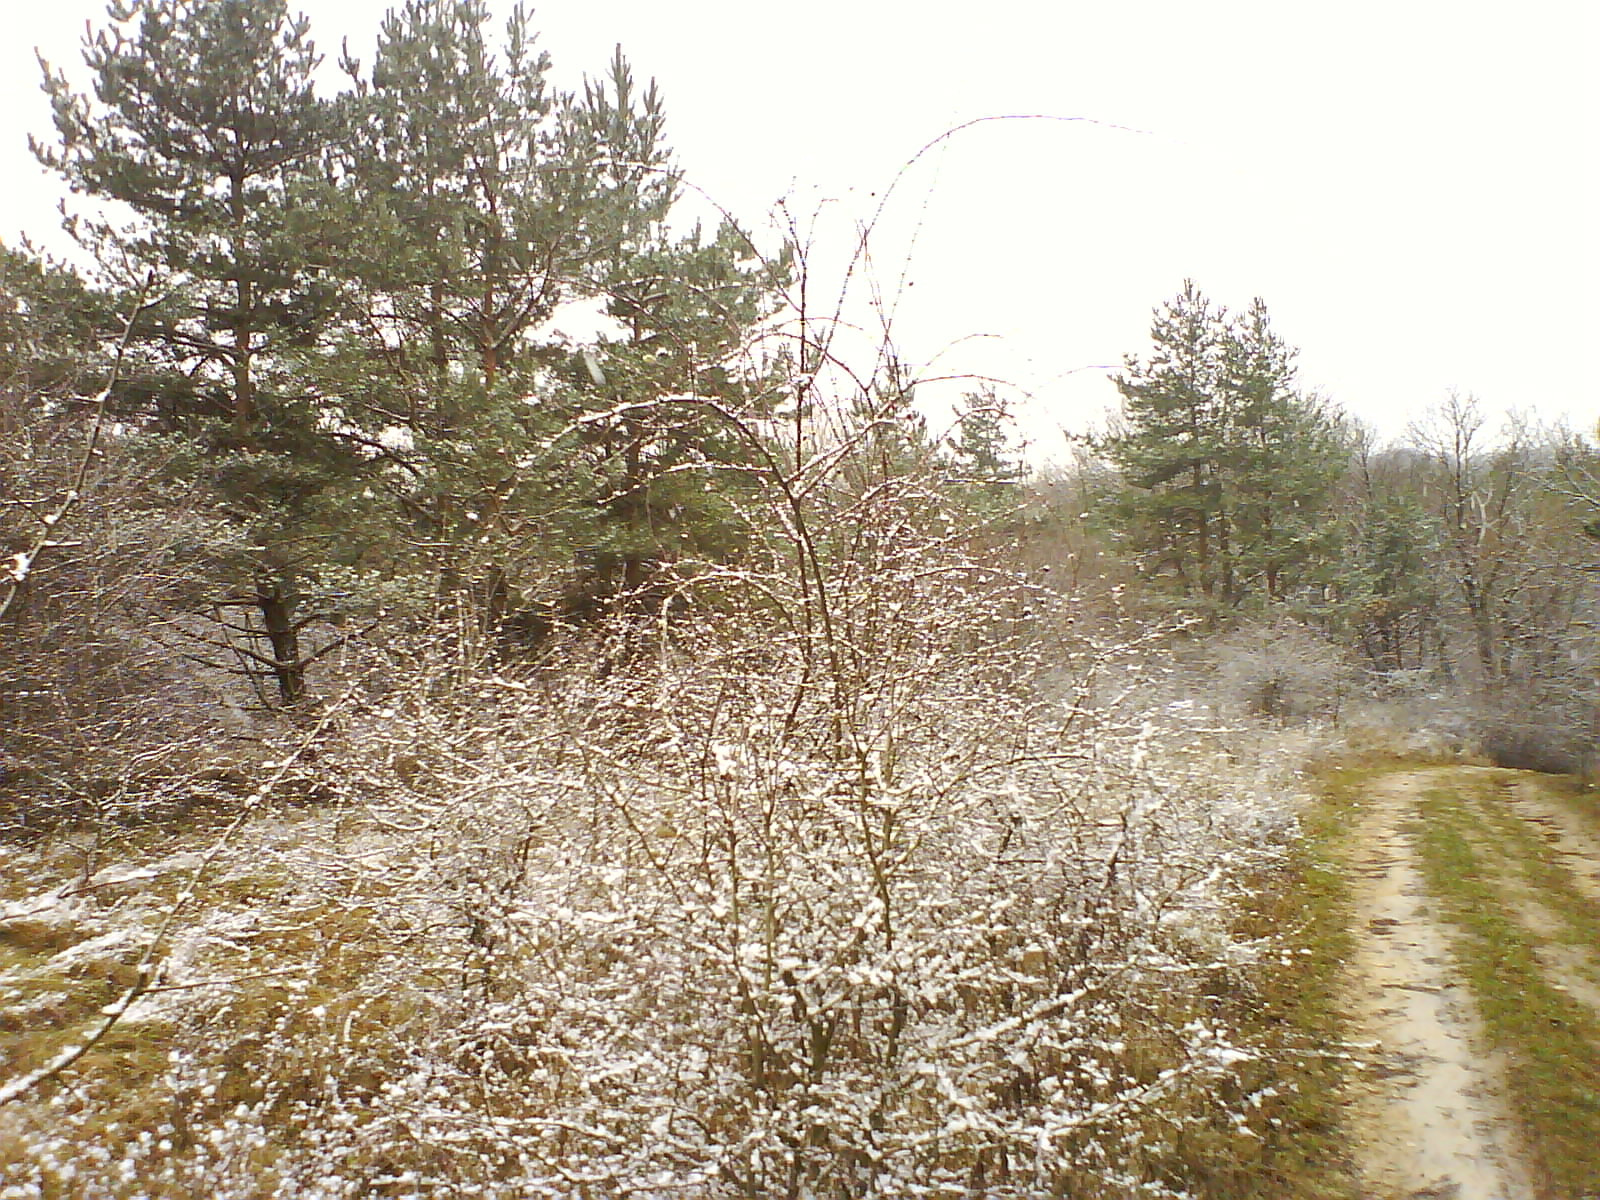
<box><xmin>1344</xmin><ymin>771</ymin><xmax>1533</xmax><ymax>1200</ymax></box>
<box><xmin>1470</xmin><ymin>769</ymin><xmax>1600</xmax><ymax>1019</ymax></box>
<box><xmin>1500</xmin><ymin>776</ymin><xmax>1600</xmax><ymax>907</ymax></box>
<box><xmin>1489</xmin><ymin>883</ymin><xmax>1600</xmax><ymax>1019</ymax></box>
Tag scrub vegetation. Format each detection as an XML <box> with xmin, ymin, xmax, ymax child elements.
<box><xmin>3</xmin><ymin>1</ymin><xmax>1599</xmax><ymax>1196</ymax></box>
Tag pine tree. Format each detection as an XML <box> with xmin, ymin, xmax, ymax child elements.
<box><xmin>0</xmin><ymin>243</ymin><xmax>117</xmax><ymax>409</ymax></box>
<box><xmin>1103</xmin><ymin>281</ymin><xmax>1233</xmax><ymax>601</ymax></box>
<box><xmin>1103</xmin><ymin>283</ymin><xmax>1346</xmax><ymax>611</ymax></box>
<box><xmin>1347</xmin><ymin>487</ymin><xmax>1441</xmax><ymax>673</ymax></box>
<box><xmin>947</xmin><ymin>388</ymin><xmax>1025</xmax><ymax>483</ymax></box>
<box><xmin>36</xmin><ymin>0</ymin><xmax>342</xmax><ymax>444</ymax></box>
<box><xmin>339</xmin><ymin>2</ymin><xmax>674</xmax><ymax>393</ymax></box>
<box><xmin>569</xmin><ymin>219</ymin><xmax>791</xmax><ymax>598</ymax></box>
<box><xmin>34</xmin><ymin>0</ymin><xmax>353</xmax><ymax>703</ymax></box>
<box><xmin>1221</xmin><ymin>298</ymin><xmax>1346</xmax><ymax>603</ymax></box>
<box><xmin>321</xmin><ymin>1</ymin><xmax>695</xmax><ymax>626</ymax></box>
<box><xmin>940</xmin><ymin>387</ymin><xmax>1026</xmax><ymax>522</ymax></box>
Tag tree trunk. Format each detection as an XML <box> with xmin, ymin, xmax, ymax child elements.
<box><xmin>256</xmin><ymin>580</ymin><xmax>305</xmax><ymax>706</ymax></box>
<box><xmin>230</xmin><ymin>173</ymin><xmax>256</xmax><ymax>441</ymax></box>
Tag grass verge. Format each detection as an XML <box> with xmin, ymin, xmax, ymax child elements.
<box><xmin>1415</xmin><ymin>777</ymin><xmax>1600</xmax><ymax>1199</ymax></box>
<box><xmin>1158</xmin><ymin>767</ymin><xmax>1372</xmax><ymax>1199</ymax></box>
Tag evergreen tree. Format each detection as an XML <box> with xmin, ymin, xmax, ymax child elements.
<box><xmin>322</xmin><ymin>1</ymin><xmax>698</xmax><ymax>624</ymax></box>
<box><xmin>0</xmin><ymin>243</ymin><xmax>117</xmax><ymax>410</ymax></box>
<box><xmin>1103</xmin><ymin>283</ymin><xmax>1346</xmax><ymax>610</ymax></box>
<box><xmin>1338</xmin><ymin>438</ymin><xmax>1443</xmax><ymax>673</ymax></box>
<box><xmin>567</xmin><ymin>219</ymin><xmax>792</xmax><ymax>598</ymax></box>
<box><xmin>35</xmin><ymin>0</ymin><xmax>343</xmax><ymax>445</ymax></box>
<box><xmin>338</xmin><ymin>1</ymin><xmax>674</xmax><ymax>394</ymax></box>
<box><xmin>1103</xmin><ymin>281</ymin><xmax>1232</xmax><ymax>601</ymax></box>
<box><xmin>34</xmin><ymin>0</ymin><xmax>354</xmax><ymax>702</ymax></box>
<box><xmin>1221</xmin><ymin>298</ymin><xmax>1346</xmax><ymax>602</ymax></box>
<box><xmin>947</xmin><ymin>387</ymin><xmax>1025</xmax><ymax>482</ymax></box>
<box><xmin>941</xmin><ymin>387</ymin><xmax>1026</xmax><ymax>521</ymax></box>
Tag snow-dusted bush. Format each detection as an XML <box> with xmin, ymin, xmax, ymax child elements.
<box><xmin>149</xmin><ymin>399</ymin><xmax>1295</xmax><ymax>1198</ymax></box>
<box><xmin>2</xmin><ymin>292</ymin><xmax>1313</xmax><ymax>1199</ymax></box>
<box><xmin>1205</xmin><ymin>618</ymin><xmax>1358</xmax><ymax>725</ymax></box>
<box><xmin>0</xmin><ymin>591</ymin><xmax>1299</xmax><ymax>1197</ymax></box>
<box><xmin>297</xmin><ymin>634</ymin><xmax>1268</xmax><ymax>1196</ymax></box>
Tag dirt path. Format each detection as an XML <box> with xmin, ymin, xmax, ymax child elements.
<box><xmin>1501</xmin><ymin>777</ymin><xmax>1600</xmax><ymax>906</ymax></box>
<box><xmin>1343</xmin><ymin>771</ymin><xmax>1534</xmax><ymax>1200</ymax></box>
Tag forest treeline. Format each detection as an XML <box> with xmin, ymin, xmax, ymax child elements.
<box><xmin>1076</xmin><ymin>281</ymin><xmax>1600</xmax><ymax>773</ymax></box>
<box><xmin>2</xmin><ymin>0</ymin><xmax>1597</xmax><ymax>827</ymax></box>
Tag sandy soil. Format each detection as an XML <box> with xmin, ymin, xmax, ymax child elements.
<box><xmin>1343</xmin><ymin>771</ymin><xmax>1534</xmax><ymax>1200</ymax></box>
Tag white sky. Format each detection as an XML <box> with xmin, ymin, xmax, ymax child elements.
<box><xmin>5</xmin><ymin>0</ymin><xmax>1597</xmax><ymax>461</ymax></box>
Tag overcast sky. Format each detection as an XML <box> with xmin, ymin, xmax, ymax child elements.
<box><xmin>4</xmin><ymin>0</ymin><xmax>1596</xmax><ymax>460</ymax></box>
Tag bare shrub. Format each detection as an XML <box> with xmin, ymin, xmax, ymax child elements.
<box><xmin>1471</xmin><ymin>686</ymin><xmax>1594</xmax><ymax>775</ymax></box>
<box><xmin>1205</xmin><ymin>618</ymin><xmax>1357</xmax><ymax>725</ymax></box>
<box><xmin>0</xmin><ymin>413</ymin><xmax>267</xmax><ymax>839</ymax></box>
<box><xmin>1</xmin><ymin>199</ymin><xmax>1322</xmax><ymax>1198</ymax></box>
<box><xmin>255</xmin><ymin>620</ymin><xmax>1284</xmax><ymax>1195</ymax></box>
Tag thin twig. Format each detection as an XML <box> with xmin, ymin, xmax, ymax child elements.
<box><xmin>0</xmin><ymin>272</ymin><xmax>157</xmax><ymax>628</ymax></box>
